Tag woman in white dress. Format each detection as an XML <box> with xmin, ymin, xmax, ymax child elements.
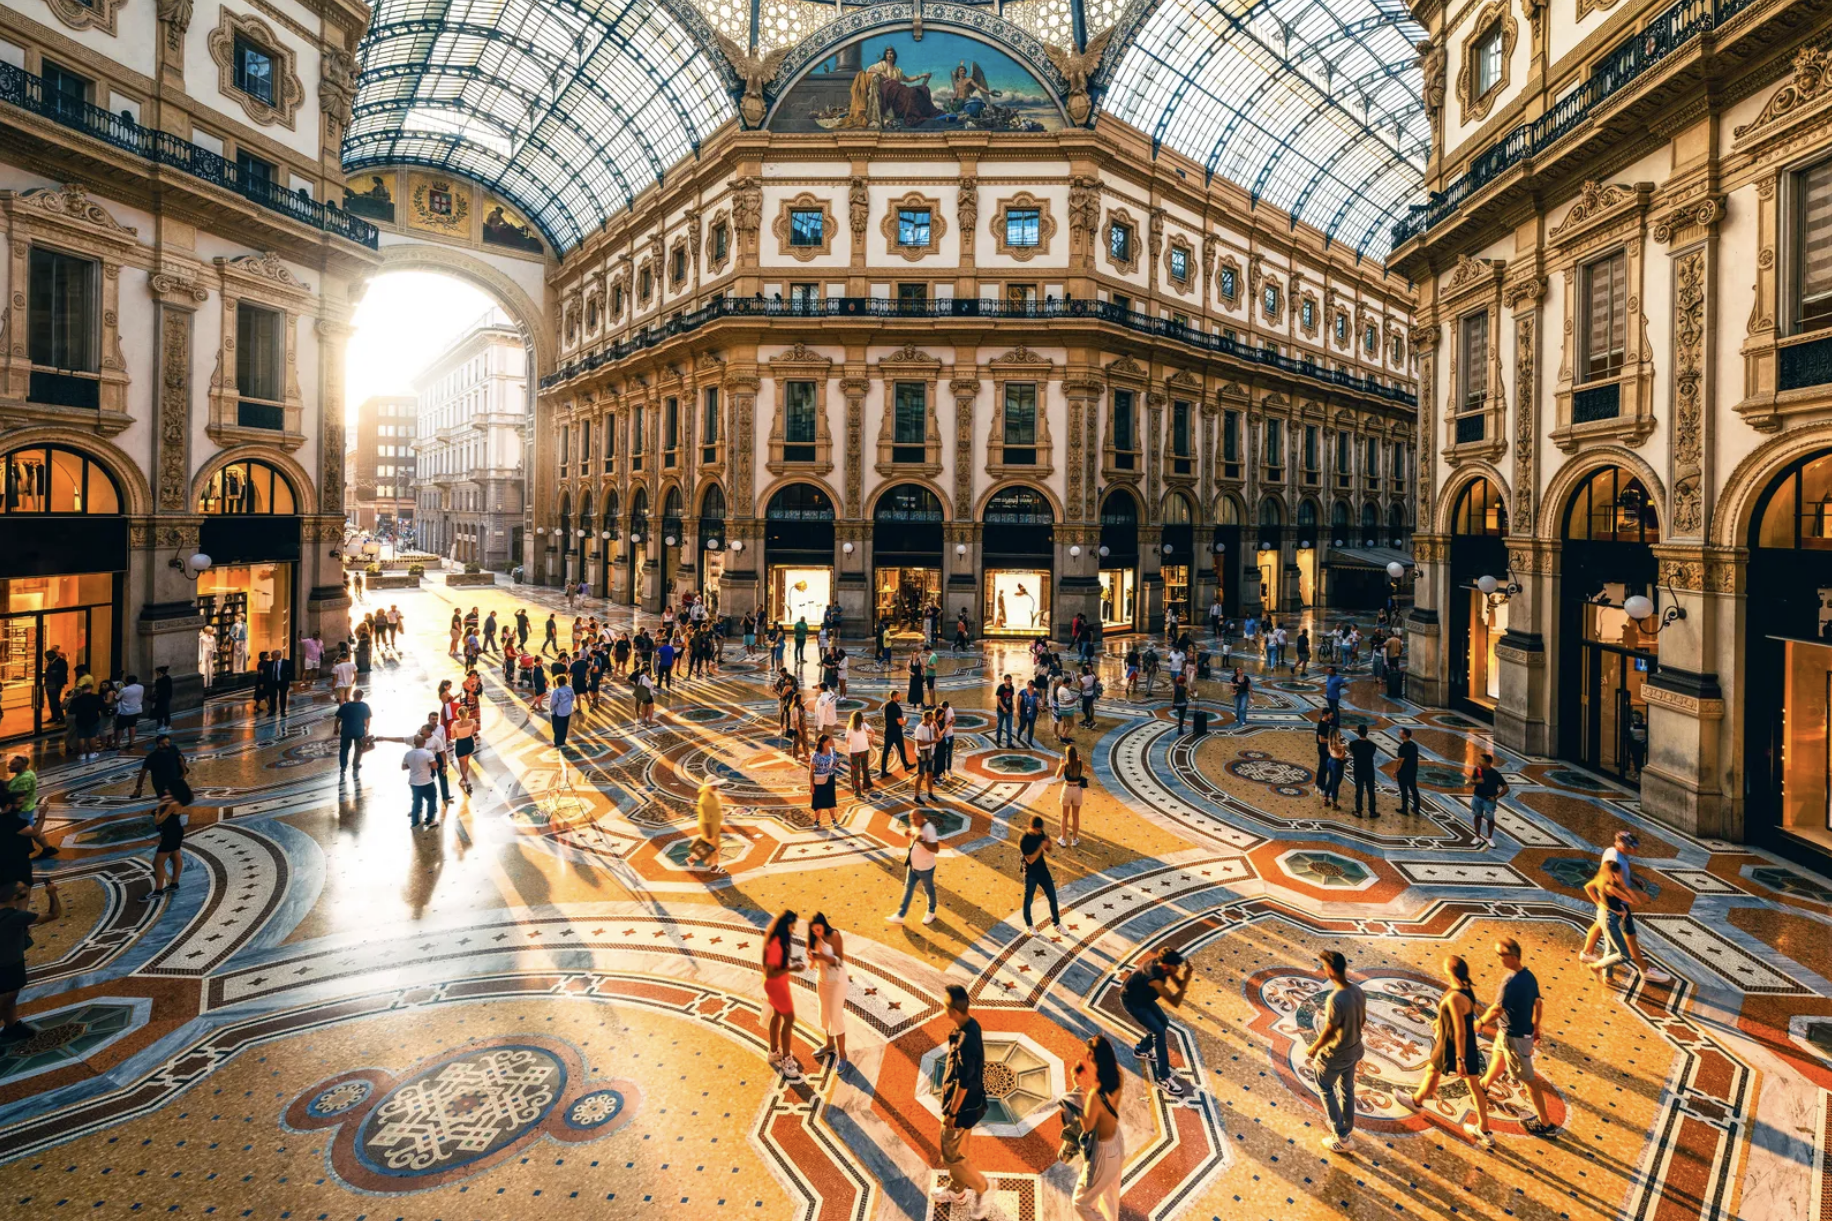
<box><xmin>807</xmin><ymin>912</ymin><xmax>851</xmax><ymax>1072</ymax></box>
<box><xmin>1071</xmin><ymin>1035</ymin><xmax>1126</xmax><ymax>1221</ymax></box>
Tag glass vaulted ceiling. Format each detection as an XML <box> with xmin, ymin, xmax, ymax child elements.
<box><xmin>1103</xmin><ymin>0</ymin><xmax>1427</xmax><ymax>260</ymax></box>
<box><xmin>345</xmin><ymin>0</ymin><xmax>735</xmax><ymax>252</ymax></box>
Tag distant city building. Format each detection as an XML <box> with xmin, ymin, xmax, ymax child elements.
<box><xmin>414</xmin><ymin>309</ymin><xmax>528</xmax><ymax>569</ymax></box>
<box><xmin>347</xmin><ymin>395</ymin><xmax>418</xmax><ymax>533</ymax></box>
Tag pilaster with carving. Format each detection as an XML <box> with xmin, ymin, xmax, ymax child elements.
<box><xmin>841</xmin><ymin>372</ymin><xmax>868</xmax><ymax>518</ymax></box>
<box><xmin>1063</xmin><ymin>375</ymin><xmax>1102</xmax><ymax>524</ymax></box>
<box><xmin>1506</xmin><ymin>272</ymin><xmax>1543</xmax><ymax>536</ymax></box>
<box><xmin>316</xmin><ymin>317</ymin><xmax>352</xmax><ymax>518</ymax></box>
<box><xmin>950</xmin><ymin>377</ymin><xmax>980</xmax><ymax>520</ymax></box>
<box><xmin>1670</xmin><ymin>244</ymin><xmax>1710</xmax><ymax>538</ymax></box>
<box><xmin>729</xmin><ymin>371</ymin><xmax>759</xmax><ymax>517</ymax></box>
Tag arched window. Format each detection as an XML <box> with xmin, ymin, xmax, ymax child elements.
<box><xmin>874</xmin><ymin>484</ymin><xmax>944</xmax><ymax>522</ymax></box>
<box><xmin>1297</xmin><ymin>500</ymin><xmax>1319</xmax><ymax>528</ymax></box>
<box><xmin>985</xmin><ymin>486</ymin><xmax>1053</xmax><ymax>524</ymax></box>
<box><xmin>1332</xmin><ymin>500</ymin><xmax>1352</xmax><ymax>536</ymax></box>
<box><xmin>1360</xmin><ymin>502</ymin><xmax>1379</xmax><ymax>540</ymax></box>
<box><xmin>1388</xmin><ymin>503</ymin><xmax>1408</xmax><ymax>541</ymax></box>
<box><xmin>1755</xmin><ymin>452</ymin><xmax>1832</xmax><ymax>550</ymax></box>
<box><xmin>1564</xmin><ymin>467</ymin><xmax>1659</xmax><ymax>544</ymax></box>
<box><xmin>766</xmin><ymin>483</ymin><xmax>835</xmax><ymax>521</ymax></box>
<box><xmin>604</xmin><ymin>490</ymin><xmax>619</xmax><ymax>536</ymax></box>
<box><xmin>1162</xmin><ymin>491</ymin><xmax>1193</xmax><ymax>525</ymax></box>
<box><xmin>579</xmin><ymin>492</ymin><xmax>594</xmax><ymax>541</ymax></box>
<box><xmin>1101</xmin><ymin>489</ymin><xmax>1139</xmax><ymax>526</ymax></box>
<box><xmin>1258</xmin><ymin>497</ymin><xmax>1283</xmax><ymax>528</ymax></box>
<box><xmin>1</xmin><ymin>445</ymin><xmax>120</xmax><ymax>514</ymax></box>
<box><xmin>699</xmin><ymin>484</ymin><xmax>727</xmax><ymax>522</ymax></box>
<box><xmin>1216</xmin><ymin>495</ymin><xmax>1242</xmax><ymax>526</ymax></box>
<box><xmin>198</xmin><ymin>459</ymin><xmax>296</xmax><ymax>515</ymax></box>
<box><xmin>1451</xmin><ymin>478</ymin><xmax>1507</xmax><ymax>536</ymax></box>
<box><xmin>629</xmin><ymin>487</ymin><xmax>650</xmax><ymax>539</ymax></box>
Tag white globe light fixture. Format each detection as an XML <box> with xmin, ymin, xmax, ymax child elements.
<box><xmin>1098</xmin><ymin>545</ymin><xmax>1110</xmax><ymax>558</ymax></box>
<box><xmin>955</xmin><ymin>543</ymin><xmax>967</xmax><ymax>556</ymax></box>
<box><xmin>536</xmin><ymin>527</ymin><xmax>546</xmax><ymax>535</ymax></box>
<box><xmin>1333</xmin><ymin>537</ymin><xmax>1344</xmax><ymax>547</ymax></box>
<box><xmin>1214</xmin><ymin>541</ymin><xmax>1226</xmax><ymax>553</ymax></box>
<box><xmin>576</xmin><ymin>529</ymin><xmax>586</xmax><ymax>538</ymax></box>
<box><xmin>730</xmin><ymin>539</ymin><xmax>744</xmax><ymax>552</ymax></box>
<box><xmin>170</xmin><ymin>551</ymin><xmax>213</xmax><ymax>579</ymax></box>
<box><xmin>842</xmin><ymin>541</ymin><xmax>854</xmax><ymax>554</ymax></box>
<box><xmin>705</xmin><ymin>538</ymin><xmax>722</xmax><ymax>550</ymax></box>
<box><xmin>1162</xmin><ymin>543</ymin><xmax>1174</xmax><ymax>554</ymax></box>
<box><xmin>629</xmin><ymin>532</ymin><xmax>641</xmax><ymax>544</ymax></box>
<box><xmin>1476</xmin><ymin>574</ymin><xmax>1499</xmax><ymax>595</ymax></box>
<box><xmin>664</xmin><ymin>534</ymin><xmax>677</xmax><ymax>547</ymax></box>
<box><xmin>600</xmin><ymin>531</ymin><xmax>611</xmax><ymax>540</ymax></box>
<box><xmin>1622</xmin><ymin>594</ymin><xmax>1655</xmax><ymax>621</ymax></box>
<box><xmin>1069</xmin><ymin>544</ymin><xmax>1081</xmax><ymax>558</ymax></box>
<box><xmin>1386</xmin><ymin>561</ymin><xmax>1406</xmax><ymax>580</ymax></box>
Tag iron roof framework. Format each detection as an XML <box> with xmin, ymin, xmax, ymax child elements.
<box><xmin>1098</xmin><ymin>0</ymin><xmax>1427</xmax><ymax>260</ymax></box>
<box><xmin>343</xmin><ymin>0</ymin><xmax>738</xmax><ymax>253</ymax></box>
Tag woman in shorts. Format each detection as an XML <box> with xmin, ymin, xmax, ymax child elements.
<box><xmin>148</xmin><ymin>787</ymin><xmax>191</xmax><ymax>899</ymax></box>
<box><xmin>450</xmin><ymin>705</ymin><xmax>478</xmax><ymax>796</ymax></box>
<box><xmin>1055</xmin><ymin>743</ymin><xmax>1088</xmax><ymax>846</ymax></box>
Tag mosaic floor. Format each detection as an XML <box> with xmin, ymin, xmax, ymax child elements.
<box><xmin>3</xmin><ymin>581</ymin><xmax>1828</xmax><ymax>1221</ymax></box>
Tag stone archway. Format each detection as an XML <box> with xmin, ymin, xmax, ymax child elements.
<box><xmin>362</xmin><ymin>243</ymin><xmax>551</xmax><ymax>377</ymax></box>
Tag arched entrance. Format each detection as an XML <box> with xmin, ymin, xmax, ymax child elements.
<box><xmin>1099</xmin><ymin>489</ymin><xmax>1141</xmax><ymax>633</ymax></box>
<box><xmin>1161</xmin><ymin>492</ymin><xmax>1194</xmax><ymax>622</ymax></box>
<box><xmin>197</xmin><ymin>457</ymin><xmax>304</xmax><ymax>690</ymax></box>
<box><xmin>872</xmin><ymin>484</ymin><xmax>944</xmax><ymax>634</ymax></box>
<box><xmin>1558</xmin><ymin>467</ymin><xmax>1661</xmax><ymax>784</ymax></box>
<box><xmin>0</xmin><ymin>444</ymin><xmax>126</xmax><ymax>739</ymax></box>
<box><xmin>698</xmin><ymin>485</ymin><xmax>727</xmax><ymax>614</ymax></box>
<box><xmin>1295</xmin><ymin>500</ymin><xmax>1320</xmax><ymax>606</ymax></box>
<box><xmin>1745</xmin><ymin>451</ymin><xmax>1832</xmax><ymax>855</ymax></box>
<box><xmin>982</xmin><ymin>486</ymin><xmax>1054</xmax><ymax>636</ymax></box>
<box><xmin>660</xmin><ymin>487</ymin><xmax>685</xmax><ymax>609</ymax></box>
<box><xmin>1213</xmin><ymin>495</ymin><xmax>1243</xmax><ymax>618</ymax></box>
<box><xmin>600</xmin><ymin>491</ymin><xmax>619</xmax><ymax>600</ymax></box>
<box><xmin>764</xmin><ymin>483</ymin><xmax>835</xmax><ymax>627</ymax></box>
<box><xmin>1255</xmin><ymin>497</ymin><xmax>1284</xmax><ymax>612</ymax></box>
<box><xmin>627</xmin><ymin>488</ymin><xmax>649</xmax><ymax>605</ymax></box>
<box><xmin>1446</xmin><ymin>477</ymin><xmax>1508</xmax><ymax>718</ymax></box>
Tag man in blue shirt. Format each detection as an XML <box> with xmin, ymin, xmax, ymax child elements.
<box><xmin>656</xmin><ymin>639</ymin><xmax>677</xmax><ymax>690</ymax></box>
<box><xmin>550</xmin><ymin>675</ymin><xmax>576</xmax><ymax>749</ymax></box>
<box><xmin>1324</xmin><ymin>667</ymin><xmax>1346</xmax><ymax>719</ymax></box>
<box><xmin>1017</xmin><ymin>681</ymin><xmax>1041</xmax><ymax>748</ymax></box>
<box><xmin>335</xmin><ymin>688</ymin><xmax>371</xmax><ymax>777</ymax></box>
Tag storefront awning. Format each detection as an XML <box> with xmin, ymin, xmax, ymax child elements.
<box><xmin>1324</xmin><ymin>546</ymin><xmax>1415</xmax><ymax>572</ymax></box>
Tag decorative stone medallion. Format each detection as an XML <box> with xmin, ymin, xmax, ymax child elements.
<box><xmin>916</xmin><ymin>1031</ymin><xmax>1062</xmax><ymax>1137</ymax></box>
<box><xmin>1245</xmin><ymin>969</ymin><xmax>1563</xmax><ymax>1134</ymax></box>
<box><xmin>1275</xmin><ymin>849</ymin><xmax>1378</xmax><ymax>892</ymax></box>
<box><xmin>284</xmin><ymin>1037</ymin><xmax>640</xmax><ymax>1192</ymax></box>
<box><xmin>0</xmin><ymin>999</ymin><xmax>147</xmax><ymax>1085</ymax></box>
<box><xmin>1227</xmin><ymin>749</ymin><xmax>1314</xmax><ymax>797</ymax></box>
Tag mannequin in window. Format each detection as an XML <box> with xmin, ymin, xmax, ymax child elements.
<box><xmin>231</xmin><ymin>615</ymin><xmax>249</xmax><ymax>674</ymax></box>
<box><xmin>198</xmin><ymin>624</ymin><xmax>217</xmax><ymax>688</ymax></box>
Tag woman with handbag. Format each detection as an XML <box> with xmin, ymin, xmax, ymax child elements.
<box><xmin>1055</xmin><ymin>744</ymin><xmax>1088</xmax><ymax>846</ymax></box>
<box><xmin>807</xmin><ymin>912</ymin><xmax>851</xmax><ymax>1072</ymax></box>
<box><xmin>1070</xmin><ymin>1035</ymin><xmax>1126</xmax><ymax>1221</ymax></box>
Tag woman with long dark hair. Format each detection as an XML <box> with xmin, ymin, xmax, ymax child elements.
<box><xmin>1070</xmin><ymin>1034</ymin><xmax>1125</xmax><ymax>1220</ymax></box>
<box><xmin>1400</xmin><ymin>954</ymin><xmax>1495</xmax><ymax>1149</ymax></box>
<box><xmin>761</xmin><ymin>908</ymin><xmax>802</xmax><ymax>1080</ymax></box>
<box><xmin>807</xmin><ymin>912</ymin><xmax>850</xmax><ymax>1072</ymax></box>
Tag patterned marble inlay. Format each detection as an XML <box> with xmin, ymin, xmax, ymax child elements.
<box><xmin>1276</xmin><ymin>850</ymin><xmax>1377</xmax><ymax>891</ymax></box>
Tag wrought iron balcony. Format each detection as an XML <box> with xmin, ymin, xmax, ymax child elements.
<box><xmin>1391</xmin><ymin>0</ymin><xmax>1746</xmax><ymax>250</ymax></box>
<box><xmin>0</xmin><ymin>61</ymin><xmax>378</xmax><ymax>250</ymax></box>
<box><xmin>544</xmin><ymin>296</ymin><xmax>1417</xmax><ymax>408</ymax></box>
<box><xmin>1454</xmin><ymin>413</ymin><xmax>1486</xmax><ymax>444</ymax></box>
<box><xmin>1573</xmin><ymin>382</ymin><xmax>1622</xmax><ymax>423</ymax></box>
<box><xmin>1778</xmin><ymin>333</ymin><xmax>1832</xmax><ymax>391</ymax></box>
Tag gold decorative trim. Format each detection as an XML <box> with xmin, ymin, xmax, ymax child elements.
<box><xmin>1549</xmin><ymin>181</ymin><xmax>1648</xmax><ymax>245</ymax></box>
<box><xmin>989</xmin><ymin>192</ymin><xmax>1056</xmax><ymax>262</ymax></box>
<box><xmin>45</xmin><ymin>0</ymin><xmax>123</xmax><ymax>37</ymax></box>
<box><xmin>705</xmin><ymin>209</ymin><xmax>732</xmax><ymax>275</ymax></box>
<box><xmin>772</xmin><ymin>192</ymin><xmax>837</xmax><ymax>262</ymax></box>
<box><xmin>207</xmin><ymin>10</ymin><xmax>306</xmax><ymax>130</ymax></box>
<box><xmin>1734</xmin><ymin>47</ymin><xmax>1832</xmax><ymax>149</ymax></box>
<box><xmin>1455</xmin><ymin>3</ymin><xmax>1517</xmax><ymax>127</ymax></box>
<box><xmin>878</xmin><ymin>191</ymin><xmax>947</xmax><ymax>262</ymax></box>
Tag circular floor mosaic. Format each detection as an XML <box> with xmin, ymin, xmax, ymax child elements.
<box><xmin>1226</xmin><ymin>750</ymin><xmax>1315</xmax><ymax>797</ymax></box>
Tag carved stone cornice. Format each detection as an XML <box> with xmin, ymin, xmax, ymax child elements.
<box><xmin>1651</xmin><ymin>194</ymin><xmax>1725</xmax><ymax>244</ymax></box>
<box><xmin>1548</xmin><ymin>181</ymin><xmax>1653</xmax><ymax>246</ymax></box>
<box><xmin>1733</xmin><ymin>47</ymin><xmax>1832</xmax><ymax>151</ymax></box>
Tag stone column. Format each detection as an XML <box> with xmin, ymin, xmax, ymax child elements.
<box><xmin>1495</xmin><ymin>538</ymin><xmax>1557</xmax><ymax>757</ymax></box>
<box><xmin>1056</xmin><ymin>526</ymin><xmax>1100</xmax><ymax>640</ymax></box>
<box><xmin>722</xmin><ymin>523</ymin><xmax>762</xmax><ymax>622</ymax></box>
<box><xmin>140</xmin><ymin>279</ymin><xmax>209</xmax><ymax>708</ymax></box>
<box><xmin>837</xmin><ymin>521</ymin><xmax>869</xmax><ymax>628</ymax></box>
<box><xmin>945</xmin><ymin>522</ymin><xmax>981</xmax><ymax>632</ymax></box>
<box><xmin>1139</xmin><ymin>524</ymin><xmax>1164</xmax><ymax>633</ymax></box>
<box><xmin>1639</xmin><ymin>547</ymin><xmax>1736</xmax><ymax>840</ymax></box>
<box><xmin>1405</xmin><ymin>533</ymin><xmax>1449</xmax><ymax>706</ymax></box>
<box><xmin>310</xmin><ymin>317</ymin><xmax>354</xmax><ymax>642</ymax></box>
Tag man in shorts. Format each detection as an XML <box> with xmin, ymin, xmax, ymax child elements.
<box><xmin>0</xmin><ymin>875</ymin><xmax>63</xmax><ymax>1041</ymax></box>
<box><xmin>930</xmin><ymin>984</ymin><xmax>991</xmax><ymax>1218</ymax></box>
<box><xmin>1304</xmin><ymin>949</ymin><xmax>1366</xmax><ymax>1154</ymax></box>
<box><xmin>1479</xmin><ymin>937</ymin><xmax>1559</xmax><ymax>1137</ymax></box>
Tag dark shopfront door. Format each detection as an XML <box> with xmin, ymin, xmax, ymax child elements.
<box><xmin>1446</xmin><ymin>533</ymin><xmax>1507</xmax><ymax>720</ymax></box>
<box><xmin>1558</xmin><ymin>539</ymin><xmax>1657</xmax><ymax>785</ymax></box>
<box><xmin>0</xmin><ymin>516</ymin><xmax>128</xmax><ymax>741</ymax></box>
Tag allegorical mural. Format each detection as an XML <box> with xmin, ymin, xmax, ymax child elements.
<box><xmin>767</xmin><ymin>30</ymin><xmax>1063</xmax><ymax>133</ymax></box>
<box><xmin>342</xmin><ymin>172</ymin><xmax>396</xmax><ymax>224</ymax></box>
<box><xmin>483</xmin><ymin>198</ymin><xmax>544</xmax><ymax>255</ymax></box>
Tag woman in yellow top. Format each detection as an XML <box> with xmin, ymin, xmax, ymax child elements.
<box><xmin>685</xmin><ymin>778</ymin><xmax>725</xmax><ymax>875</ymax></box>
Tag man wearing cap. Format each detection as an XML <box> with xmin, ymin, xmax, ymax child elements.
<box><xmin>1579</xmin><ymin>830</ymin><xmax>1672</xmax><ymax>985</ymax></box>
<box><xmin>1303</xmin><ymin>949</ymin><xmax>1367</xmax><ymax>1154</ymax></box>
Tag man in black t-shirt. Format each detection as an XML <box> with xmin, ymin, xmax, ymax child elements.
<box><xmin>1121</xmin><ymin>946</ymin><xmax>1193</xmax><ymax>1096</ymax></box>
<box><xmin>335</xmin><ymin>689</ymin><xmax>372</xmax><ymax>776</ymax></box>
<box><xmin>931</xmin><ymin>985</ymin><xmax>991</xmax><ymax>1214</ymax></box>
<box><xmin>1470</xmin><ymin>752</ymin><xmax>1508</xmax><ymax>847</ymax></box>
<box><xmin>1018</xmin><ymin>815</ymin><xmax>1059</xmax><ymax>931</ymax></box>
<box><xmin>879</xmin><ymin>697</ymin><xmax>910</xmax><ymax>776</ymax></box>
<box><xmin>1395</xmin><ymin>727</ymin><xmax>1421</xmax><ymax>816</ymax></box>
<box><xmin>131</xmin><ymin>735</ymin><xmax>191</xmax><ymax>804</ymax></box>
<box><xmin>0</xmin><ymin>875</ymin><xmax>62</xmax><ymax>1041</ymax></box>
<box><xmin>994</xmin><ymin>677</ymin><xmax>1015</xmax><ymax>747</ymax></box>
<box><xmin>1347</xmin><ymin>723</ymin><xmax>1381</xmax><ymax>818</ymax></box>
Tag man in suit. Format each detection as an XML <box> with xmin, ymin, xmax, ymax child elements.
<box><xmin>269</xmin><ymin>651</ymin><xmax>294</xmax><ymax>716</ymax></box>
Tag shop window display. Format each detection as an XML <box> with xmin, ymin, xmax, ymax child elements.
<box><xmin>770</xmin><ymin>565</ymin><xmax>832</xmax><ymax>628</ymax></box>
<box><xmin>1465</xmin><ymin>587</ymin><xmax>1507</xmax><ymax>709</ymax></box>
<box><xmin>983</xmin><ymin>570</ymin><xmax>1050</xmax><ymax>636</ymax></box>
<box><xmin>0</xmin><ymin>574</ymin><xmax>115</xmax><ymax>741</ymax></box>
<box><xmin>197</xmin><ymin>563</ymin><xmax>292</xmax><ymax>681</ymax></box>
<box><xmin>1099</xmin><ymin>568</ymin><xmax>1136</xmax><ymax>630</ymax></box>
<box><xmin>877</xmin><ymin>566</ymin><xmax>940</xmax><ymax>634</ymax></box>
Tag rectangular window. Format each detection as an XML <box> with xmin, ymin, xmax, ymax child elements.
<box><xmin>897</xmin><ymin>209</ymin><xmax>932</xmax><ymax>247</ymax></box>
<box><xmin>236</xmin><ymin>150</ymin><xmax>275</xmax><ymax>196</ymax></box>
<box><xmin>1460</xmin><ymin>311</ymin><xmax>1489</xmax><ymax>412</ymax></box>
<box><xmin>1171</xmin><ymin>400</ymin><xmax>1192</xmax><ymax>457</ymax></box>
<box><xmin>1475</xmin><ymin>25</ymin><xmax>1504</xmax><ymax>96</ymax></box>
<box><xmin>1112</xmin><ymin>293</ymin><xmax>1132</xmax><ymax>314</ymax></box>
<box><xmin>1265</xmin><ymin>419</ymin><xmax>1284</xmax><ymax>470</ymax></box>
<box><xmin>789</xmin><ymin>282</ymin><xmax>819</xmax><ymax>310</ymax></box>
<box><xmin>27</xmin><ymin>247</ymin><xmax>97</xmax><ymax>372</ymax></box>
<box><xmin>1110</xmin><ymin>223</ymin><xmax>1132</xmax><ymax>262</ymax></box>
<box><xmin>789</xmin><ymin>210</ymin><xmax>823</xmax><ymax>246</ymax></box>
<box><xmin>559</xmin><ymin>424</ymin><xmax>569</xmax><ymax>465</ymax></box>
<box><xmin>1170</xmin><ymin>248</ymin><xmax>1189</xmax><ymax>281</ymax></box>
<box><xmin>1006</xmin><ymin>283</ymin><xmax>1037</xmax><ymax>310</ymax></box>
<box><xmin>1222</xmin><ymin>411</ymin><xmax>1240</xmax><ymax>468</ymax></box>
<box><xmin>671</xmin><ymin>247</ymin><xmax>686</xmax><ymax>283</ymax></box>
<box><xmin>1583</xmin><ymin>251</ymin><xmax>1627</xmax><ymax>380</ymax></box>
<box><xmin>1304</xmin><ymin>425</ymin><xmax>1319</xmax><ymax>471</ymax></box>
<box><xmin>1365</xmin><ymin>437</ymin><xmax>1380</xmax><ymax>479</ymax></box>
<box><xmin>41</xmin><ymin>59</ymin><xmax>91</xmax><ymax>118</ymax></box>
<box><xmin>1797</xmin><ymin>163</ymin><xmax>1832</xmax><ymax>332</ymax></box>
<box><xmin>664</xmin><ymin>397</ymin><xmax>679</xmax><ymax>452</ymax></box>
<box><xmin>236</xmin><ymin>302</ymin><xmax>284</xmax><ymax>403</ymax></box>
<box><xmin>1220</xmin><ymin>268</ymin><xmax>1238</xmax><ymax>300</ymax></box>
<box><xmin>1005</xmin><ymin>208</ymin><xmax>1040</xmax><ymax>248</ymax></box>
<box><xmin>785</xmin><ymin>381</ymin><xmax>817</xmax><ymax>449</ymax></box>
<box><xmin>1112</xmin><ymin>389</ymin><xmax>1135</xmax><ymax>460</ymax></box>
<box><xmin>1302</xmin><ymin>299</ymin><xmax>1316</xmax><ymax>330</ymax></box>
<box><xmin>893</xmin><ymin>382</ymin><xmax>926</xmax><ymax>463</ymax></box>
<box><xmin>631</xmin><ymin>406</ymin><xmax>644</xmax><ymax>456</ymax></box>
<box><xmin>897</xmin><ymin>282</ymin><xmax>928</xmax><ymax>305</ymax></box>
<box><xmin>702</xmin><ymin>387</ymin><xmax>720</xmax><ymax>447</ymax></box>
<box><xmin>1392</xmin><ymin>440</ymin><xmax>1406</xmax><ymax>482</ymax></box>
<box><xmin>1002</xmin><ymin>383</ymin><xmax>1037</xmax><ymax>446</ymax></box>
<box><xmin>713</xmin><ymin>224</ymin><xmax>729</xmax><ymax>262</ymax></box>
<box><xmin>233</xmin><ymin>36</ymin><xmax>276</xmax><ymax>104</ymax></box>
<box><xmin>580</xmin><ymin>420</ymin><xmax>592</xmax><ymax>467</ymax></box>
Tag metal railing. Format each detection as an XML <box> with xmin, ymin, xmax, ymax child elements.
<box><xmin>544</xmin><ymin>295</ymin><xmax>1417</xmax><ymax>406</ymax></box>
<box><xmin>1779</xmin><ymin>334</ymin><xmax>1832</xmax><ymax>391</ymax></box>
<box><xmin>1572</xmin><ymin>382</ymin><xmax>1622</xmax><ymax>422</ymax></box>
<box><xmin>1392</xmin><ymin>0</ymin><xmax>1744</xmax><ymax>250</ymax></box>
<box><xmin>0</xmin><ymin>61</ymin><xmax>379</xmax><ymax>250</ymax></box>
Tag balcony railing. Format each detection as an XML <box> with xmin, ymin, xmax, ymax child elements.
<box><xmin>1392</xmin><ymin>0</ymin><xmax>1743</xmax><ymax>250</ymax></box>
<box><xmin>1779</xmin><ymin>334</ymin><xmax>1832</xmax><ymax>391</ymax></box>
<box><xmin>1573</xmin><ymin>382</ymin><xmax>1622</xmax><ymax>423</ymax></box>
<box><xmin>0</xmin><ymin>61</ymin><xmax>378</xmax><ymax>250</ymax></box>
<box><xmin>544</xmin><ymin>295</ymin><xmax>1416</xmax><ymax>406</ymax></box>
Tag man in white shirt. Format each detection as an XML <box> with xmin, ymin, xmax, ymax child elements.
<box><xmin>115</xmin><ymin>675</ymin><xmax>145</xmax><ymax>749</ymax></box>
<box><xmin>331</xmin><ymin>656</ymin><xmax>357</xmax><ymax>704</ymax></box>
<box><xmin>815</xmin><ymin>683</ymin><xmax>839</xmax><ymax>734</ymax></box>
<box><xmin>887</xmin><ymin>806</ymin><xmax>941</xmax><ymax>925</ymax></box>
<box><xmin>401</xmin><ymin>734</ymin><xmax>439</xmax><ymax>828</ymax></box>
<box><xmin>301</xmin><ymin>632</ymin><xmax>323</xmax><ymax>680</ymax></box>
<box><xmin>420</xmin><ymin>713</ymin><xmax>452</xmax><ymax>806</ymax></box>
